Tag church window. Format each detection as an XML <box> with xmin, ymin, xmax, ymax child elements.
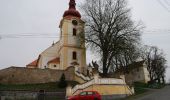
<box><xmin>73</xmin><ymin>51</ymin><xmax>77</xmax><ymax>60</ymax></box>
<box><xmin>73</xmin><ymin>28</ymin><xmax>77</xmax><ymax>36</ymax></box>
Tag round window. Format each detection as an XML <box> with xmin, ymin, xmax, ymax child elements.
<box><xmin>72</xmin><ymin>20</ymin><xmax>78</xmax><ymax>26</ymax></box>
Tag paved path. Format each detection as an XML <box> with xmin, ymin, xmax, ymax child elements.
<box><xmin>128</xmin><ymin>85</ymin><xmax>170</xmax><ymax>100</ymax></box>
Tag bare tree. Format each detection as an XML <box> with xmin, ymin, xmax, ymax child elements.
<box><xmin>168</xmin><ymin>79</ymin><xmax>170</xmax><ymax>84</ymax></box>
<box><xmin>112</xmin><ymin>45</ymin><xmax>141</xmax><ymax>73</ymax></box>
<box><xmin>80</xmin><ymin>0</ymin><xmax>142</xmax><ymax>76</ymax></box>
<box><xmin>141</xmin><ymin>46</ymin><xmax>155</xmax><ymax>81</ymax></box>
<box><xmin>142</xmin><ymin>45</ymin><xmax>167</xmax><ymax>84</ymax></box>
<box><xmin>153</xmin><ymin>49</ymin><xmax>167</xmax><ymax>84</ymax></box>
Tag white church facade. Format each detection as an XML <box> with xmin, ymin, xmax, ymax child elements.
<box><xmin>26</xmin><ymin>0</ymin><xmax>86</xmax><ymax>71</ymax></box>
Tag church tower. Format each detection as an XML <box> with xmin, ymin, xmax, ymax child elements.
<box><xmin>59</xmin><ymin>0</ymin><xmax>86</xmax><ymax>70</ymax></box>
<box><xmin>26</xmin><ymin>0</ymin><xmax>86</xmax><ymax>70</ymax></box>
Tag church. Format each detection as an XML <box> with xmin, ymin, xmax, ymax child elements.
<box><xmin>25</xmin><ymin>0</ymin><xmax>139</xmax><ymax>99</ymax></box>
<box><xmin>0</xmin><ymin>0</ymin><xmax>152</xmax><ymax>99</ymax></box>
<box><xmin>26</xmin><ymin>0</ymin><xmax>86</xmax><ymax>71</ymax></box>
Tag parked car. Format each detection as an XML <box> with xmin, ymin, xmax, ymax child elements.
<box><xmin>67</xmin><ymin>91</ymin><xmax>101</xmax><ymax>100</ymax></box>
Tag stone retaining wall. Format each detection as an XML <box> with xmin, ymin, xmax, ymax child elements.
<box><xmin>0</xmin><ymin>66</ymin><xmax>75</xmax><ymax>84</ymax></box>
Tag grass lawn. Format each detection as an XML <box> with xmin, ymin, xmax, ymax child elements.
<box><xmin>133</xmin><ymin>82</ymin><xmax>148</xmax><ymax>94</ymax></box>
<box><xmin>0</xmin><ymin>81</ymin><xmax>79</xmax><ymax>92</ymax></box>
<box><xmin>133</xmin><ymin>82</ymin><xmax>165</xmax><ymax>93</ymax></box>
<box><xmin>121</xmin><ymin>82</ymin><xmax>166</xmax><ymax>100</ymax></box>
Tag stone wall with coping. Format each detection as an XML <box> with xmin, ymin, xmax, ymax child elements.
<box><xmin>0</xmin><ymin>66</ymin><xmax>75</xmax><ymax>84</ymax></box>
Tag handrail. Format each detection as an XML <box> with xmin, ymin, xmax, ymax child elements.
<box><xmin>72</xmin><ymin>78</ymin><xmax>126</xmax><ymax>94</ymax></box>
<box><xmin>126</xmin><ymin>85</ymin><xmax>134</xmax><ymax>95</ymax></box>
<box><xmin>74</xmin><ymin>67</ymin><xmax>91</xmax><ymax>81</ymax></box>
<box><xmin>72</xmin><ymin>79</ymin><xmax>95</xmax><ymax>94</ymax></box>
<box><xmin>75</xmin><ymin>71</ymin><xmax>90</xmax><ymax>80</ymax></box>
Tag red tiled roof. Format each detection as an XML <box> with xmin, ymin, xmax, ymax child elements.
<box><xmin>26</xmin><ymin>59</ymin><xmax>38</xmax><ymax>67</ymax></box>
<box><xmin>48</xmin><ymin>57</ymin><xmax>60</xmax><ymax>64</ymax></box>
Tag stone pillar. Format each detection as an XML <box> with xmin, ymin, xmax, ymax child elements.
<box><xmin>66</xmin><ymin>85</ymin><xmax>72</xmax><ymax>97</ymax></box>
<box><xmin>120</xmin><ymin>75</ymin><xmax>125</xmax><ymax>83</ymax></box>
<box><xmin>131</xmin><ymin>86</ymin><xmax>135</xmax><ymax>94</ymax></box>
<box><xmin>94</xmin><ymin>73</ymin><xmax>99</xmax><ymax>84</ymax></box>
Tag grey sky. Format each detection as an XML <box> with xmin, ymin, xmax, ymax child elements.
<box><xmin>0</xmin><ymin>0</ymin><xmax>170</xmax><ymax>81</ymax></box>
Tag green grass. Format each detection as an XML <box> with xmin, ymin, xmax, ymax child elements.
<box><xmin>134</xmin><ymin>82</ymin><xmax>148</xmax><ymax>88</ymax></box>
<box><xmin>0</xmin><ymin>82</ymin><xmax>60</xmax><ymax>91</ymax></box>
<box><xmin>121</xmin><ymin>82</ymin><xmax>166</xmax><ymax>100</ymax></box>
<box><xmin>147</xmin><ymin>83</ymin><xmax>165</xmax><ymax>89</ymax></box>
<box><xmin>134</xmin><ymin>82</ymin><xmax>165</xmax><ymax>90</ymax></box>
<box><xmin>134</xmin><ymin>87</ymin><xmax>148</xmax><ymax>94</ymax></box>
<box><xmin>133</xmin><ymin>82</ymin><xmax>148</xmax><ymax>94</ymax></box>
<box><xmin>0</xmin><ymin>81</ymin><xmax>79</xmax><ymax>91</ymax></box>
<box><xmin>134</xmin><ymin>82</ymin><xmax>148</xmax><ymax>94</ymax></box>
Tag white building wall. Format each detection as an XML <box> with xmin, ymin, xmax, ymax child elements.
<box><xmin>38</xmin><ymin>42</ymin><xmax>60</xmax><ymax>69</ymax></box>
<box><xmin>143</xmin><ymin>67</ymin><xmax>150</xmax><ymax>82</ymax></box>
<box><xmin>48</xmin><ymin>63</ymin><xmax>60</xmax><ymax>69</ymax></box>
<box><xmin>67</xmin><ymin>49</ymin><xmax>82</xmax><ymax>67</ymax></box>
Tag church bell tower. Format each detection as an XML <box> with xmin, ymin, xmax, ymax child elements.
<box><xmin>59</xmin><ymin>0</ymin><xmax>86</xmax><ymax>70</ymax></box>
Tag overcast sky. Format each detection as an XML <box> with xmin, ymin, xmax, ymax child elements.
<box><xmin>0</xmin><ymin>0</ymin><xmax>170</xmax><ymax>81</ymax></box>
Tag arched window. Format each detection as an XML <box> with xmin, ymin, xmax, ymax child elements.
<box><xmin>73</xmin><ymin>28</ymin><xmax>77</xmax><ymax>36</ymax></box>
<box><xmin>73</xmin><ymin>51</ymin><xmax>77</xmax><ymax>60</ymax></box>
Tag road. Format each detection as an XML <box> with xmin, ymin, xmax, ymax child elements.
<box><xmin>127</xmin><ymin>85</ymin><xmax>170</xmax><ymax>100</ymax></box>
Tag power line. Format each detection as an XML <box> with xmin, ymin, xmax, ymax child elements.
<box><xmin>0</xmin><ymin>29</ymin><xmax>170</xmax><ymax>39</ymax></box>
<box><xmin>0</xmin><ymin>33</ymin><xmax>83</xmax><ymax>39</ymax></box>
<box><xmin>0</xmin><ymin>33</ymin><xmax>59</xmax><ymax>39</ymax></box>
<box><xmin>157</xmin><ymin>0</ymin><xmax>170</xmax><ymax>13</ymax></box>
<box><xmin>144</xmin><ymin>29</ymin><xmax>170</xmax><ymax>34</ymax></box>
<box><xmin>164</xmin><ymin>0</ymin><xmax>170</xmax><ymax>6</ymax></box>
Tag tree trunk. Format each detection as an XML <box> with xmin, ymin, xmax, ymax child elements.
<box><xmin>102</xmin><ymin>52</ymin><xmax>108</xmax><ymax>77</ymax></box>
<box><xmin>162</xmin><ymin>76</ymin><xmax>165</xmax><ymax>84</ymax></box>
<box><xmin>158</xmin><ymin>77</ymin><xmax>161</xmax><ymax>84</ymax></box>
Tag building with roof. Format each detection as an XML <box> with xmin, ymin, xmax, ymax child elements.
<box><xmin>26</xmin><ymin>0</ymin><xmax>86</xmax><ymax>71</ymax></box>
<box><xmin>115</xmin><ymin>61</ymin><xmax>150</xmax><ymax>84</ymax></box>
<box><xmin>0</xmin><ymin>1</ymin><xmax>152</xmax><ymax>99</ymax></box>
<box><xmin>24</xmin><ymin>0</ymin><xmax>145</xmax><ymax>99</ymax></box>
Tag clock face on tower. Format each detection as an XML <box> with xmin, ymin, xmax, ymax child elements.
<box><xmin>72</xmin><ymin>20</ymin><xmax>78</xmax><ymax>26</ymax></box>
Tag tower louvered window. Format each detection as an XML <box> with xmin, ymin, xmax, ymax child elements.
<box><xmin>73</xmin><ymin>28</ymin><xmax>77</xmax><ymax>36</ymax></box>
<box><xmin>73</xmin><ymin>51</ymin><xmax>77</xmax><ymax>60</ymax></box>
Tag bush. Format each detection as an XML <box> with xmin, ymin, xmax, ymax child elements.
<box><xmin>134</xmin><ymin>82</ymin><xmax>148</xmax><ymax>88</ymax></box>
<box><xmin>57</xmin><ymin>73</ymin><xmax>67</xmax><ymax>88</ymax></box>
<box><xmin>148</xmin><ymin>83</ymin><xmax>165</xmax><ymax>89</ymax></box>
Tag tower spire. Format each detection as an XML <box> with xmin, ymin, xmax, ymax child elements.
<box><xmin>69</xmin><ymin>0</ymin><xmax>76</xmax><ymax>9</ymax></box>
<box><xmin>63</xmin><ymin>0</ymin><xmax>81</xmax><ymax>18</ymax></box>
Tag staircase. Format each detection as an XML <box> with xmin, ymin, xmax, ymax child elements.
<box><xmin>71</xmin><ymin>77</ymin><xmax>126</xmax><ymax>94</ymax></box>
<box><xmin>74</xmin><ymin>67</ymin><xmax>91</xmax><ymax>81</ymax></box>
